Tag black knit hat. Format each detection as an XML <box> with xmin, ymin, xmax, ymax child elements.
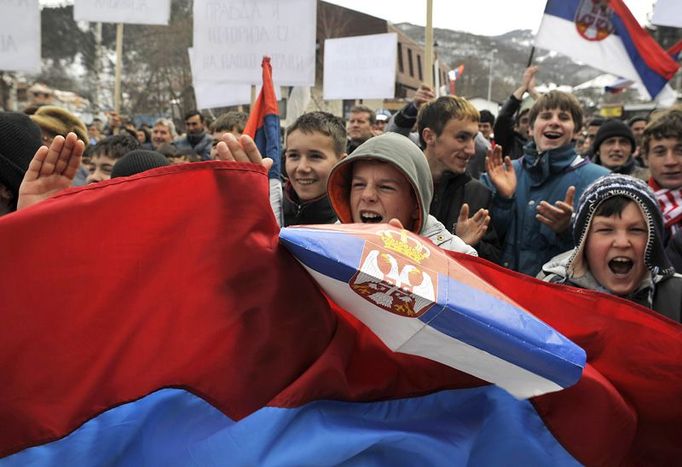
<box><xmin>591</xmin><ymin>118</ymin><xmax>636</xmax><ymax>157</ymax></box>
<box><xmin>572</xmin><ymin>174</ymin><xmax>674</xmax><ymax>277</ymax></box>
<box><xmin>111</xmin><ymin>150</ymin><xmax>169</xmax><ymax>179</ymax></box>
<box><xmin>0</xmin><ymin>112</ymin><xmax>43</xmax><ymax>208</ymax></box>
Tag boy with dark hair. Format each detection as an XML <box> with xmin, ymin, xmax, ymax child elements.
<box><xmin>640</xmin><ymin>108</ymin><xmax>682</xmax><ymax>260</ymax></box>
<box><xmin>417</xmin><ymin>95</ymin><xmax>500</xmax><ymax>261</ymax></box>
<box><xmin>478</xmin><ymin>110</ymin><xmax>495</xmax><ymax>141</ymax></box>
<box><xmin>283</xmin><ymin>111</ymin><xmax>347</xmax><ymax>226</ymax></box>
<box><xmin>482</xmin><ymin>90</ymin><xmax>609</xmax><ymax>276</ymax></box>
<box><xmin>87</xmin><ymin>134</ymin><xmax>140</xmax><ymax>184</ymax></box>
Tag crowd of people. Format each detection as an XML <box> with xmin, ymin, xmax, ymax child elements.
<box><xmin>1</xmin><ymin>65</ymin><xmax>681</xmax><ymax>322</ymax></box>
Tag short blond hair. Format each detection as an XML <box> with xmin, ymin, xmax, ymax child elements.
<box><xmin>417</xmin><ymin>96</ymin><xmax>479</xmax><ymax>148</ymax></box>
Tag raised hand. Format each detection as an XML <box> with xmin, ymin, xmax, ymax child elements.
<box><xmin>536</xmin><ymin>186</ymin><xmax>575</xmax><ymax>233</ymax></box>
<box><xmin>413</xmin><ymin>84</ymin><xmax>435</xmax><ymax>108</ymax></box>
<box><xmin>17</xmin><ymin>133</ymin><xmax>84</xmax><ymax>210</ymax></box>
<box><xmin>485</xmin><ymin>144</ymin><xmax>516</xmax><ymax>199</ymax></box>
<box><xmin>214</xmin><ymin>133</ymin><xmax>273</xmax><ymax>171</ymax></box>
<box><xmin>455</xmin><ymin>203</ymin><xmax>490</xmax><ymax>246</ymax></box>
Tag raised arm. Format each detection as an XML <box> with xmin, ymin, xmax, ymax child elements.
<box><xmin>214</xmin><ymin>133</ymin><xmax>273</xmax><ymax>171</ymax></box>
<box><xmin>17</xmin><ymin>133</ymin><xmax>84</xmax><ymax>211</ymax></box>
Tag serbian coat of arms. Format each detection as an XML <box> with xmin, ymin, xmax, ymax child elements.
<box><xmin>575</xmin><ymin>0</ymin><xmax>615</xmax><ymax>41</ymax></box>
<box><xmin>349</xmin><ymin>229</ymin><xmax>437</xmax><ymax>318</ymax></box>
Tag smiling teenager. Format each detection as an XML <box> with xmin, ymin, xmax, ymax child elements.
<box><xmin>481</xmin><ymin>90</ymin><xmax>610</xmax><ymax>276</ymax></box>
<box><xmin>539</xmin><ymin>174</ymin><xmax>681</xmax><ymax>322</ymax></box>
<box><xmin>282</xmin><ymin>112</ymin><xmax>347</xmax><ymax>226</ymax></box>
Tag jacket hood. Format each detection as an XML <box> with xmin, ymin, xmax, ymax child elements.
<box><xmin>327</xmin><ymin>132</ymin><xmax>432</xmax><ymax>234</ymax></box>
<box><xmin>571</xmin><ymin>174</ymin><xmax>674</xmax><ymax>278</ymax></box>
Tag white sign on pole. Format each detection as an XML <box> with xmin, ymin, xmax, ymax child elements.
<box><xmin>652</xmin><ymin>0</ymin><xmax>682</xmax><ymax>29</ymax></box>
<box><xmin>0</xmin><ymin>0</ymin><xmax>41</xmax><ymax>73</ymax></box>
<box><xmin>192</xmin><ymin>0</ymin><xmax>316</xmax><ymax>86</ymax></box>
<box><xmin>188</xmin><ymin>48</ymin><xmax>252</xmax><ymax>109</ymax></box>
<box><xmin>74</xmin><ymin>0</ymin><xmax>171</xmax><ymax>26</ymax></box>
<box><xmin>323</xmin><ymin>33</ymin><xmax>398</xmax><ymax>100</ymax></box>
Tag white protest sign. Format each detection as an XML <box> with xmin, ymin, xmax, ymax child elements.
<box><xmin>323</xmin><ymin>33</ymin><xmax>397</xmax><ymax>100</ymax></box>
<box><xmin>0</xmin><ymin>0</ymin><xmax>41</xmax><ymax>73</ymax></box>
<box><xmin>652</xmin><ymin>0</ymin><xmax>682</xmax><ymax>29</ymax></box>
<box><xmin>192</xmin><ymin>0</ymin><xmax>316</xmax><ymax>86</ymax></box>
<box><xmin>189</xmin><ymin>48</ymin><xmax>251</xmax><ymax>109</ymax></box>
<box><xmin>74</xmin><ymin>0</ymin><xmax>170</xmax><ymax>26</ymax></box>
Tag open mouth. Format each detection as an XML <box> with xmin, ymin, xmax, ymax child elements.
<box><xmin>543</xmin><ymin>132</ymin><xmax>562</xmax><ymax>140</ymax></box>
<box><xmin>608</xmin><ymin>257</ymin><xmax>634</xmax><ymax>275</ymax></box>
<box><xmin>360</xmin><ymin>211</ymin><xmax>383</xmax><ymax>223</ymax></box>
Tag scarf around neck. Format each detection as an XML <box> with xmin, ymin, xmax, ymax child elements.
<box><xmin>649</xmin><ymin>178</ymin><xmax>682</xmax><ymax>232</ymax></box>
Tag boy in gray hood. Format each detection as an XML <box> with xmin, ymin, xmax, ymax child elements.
<box><xmin>326</xmin><ymin>132</ymin><xmax>476</xmax><ymax>254</ymax></box>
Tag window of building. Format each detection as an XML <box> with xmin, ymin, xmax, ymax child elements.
<box><xmin>407</xmin><ymin>49</ymin><xmax>414</xmax><ymax>77</ymax></box>
<box><xmin>397</xmin><ymin>43</ymin><xmax>404</xmax><ymax>73</ymax></box>
<box><xmin>417</xmin><ymin>54</ymin><xmax>423</xmax><ymax>81</ymax></box>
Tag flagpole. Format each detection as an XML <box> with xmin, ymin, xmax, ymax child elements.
<box><xmin>527</xmin><ymin>46</ymin><xmax>536</xmax><ymax>67</ymax></box>
<box><xmin>425</xmin><ymin>0</ymin><xmax>434</xmax><ymax>89</ymax></box>
<box><xmin>114</xmin><ymin>23</ymin><xmax>124</xmax><ymax>114</ymax></box>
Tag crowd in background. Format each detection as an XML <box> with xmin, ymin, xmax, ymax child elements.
<box><xmin>1</xmin><ymin>64</ymin><xmax>682</xmax><ymax>322</ymax></box>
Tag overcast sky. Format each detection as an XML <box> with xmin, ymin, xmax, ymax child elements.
<box><xmin>39</xmin><ymin>0</ymin><xmax>657</xmax><ymax>36</ymax></box>
<box><xmin>325</xmin><ymin>0</ymin><xmax>656</xmax><ymax>36</ymax></box>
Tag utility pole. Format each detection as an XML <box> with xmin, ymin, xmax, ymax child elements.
<box><xmin>114</xmin><ymin>23</ymin><xmax>124</xmax><ymax>114</ymax></box>
<box><xmin>93</xmin><ymin>22</ymin><xmax>102</xmax><ymax>113</ymax></box>
<box><xmin>425</xmin><ymin>0</ymin><xmax>433</xmax><ymax>88</ymax></box>
<box><xmin>487</xmin><ymin>48</ymin><xmax>496</xmax><ymax>102</ymax></box>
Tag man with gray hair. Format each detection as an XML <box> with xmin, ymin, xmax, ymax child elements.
<box><xmin>152</xmin><ymin>118</ymin><xmax>176</xmax><ymax>151</ymax></box>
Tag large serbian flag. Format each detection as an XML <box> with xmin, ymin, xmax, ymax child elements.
<box><xmin>535</xmin><ymin>0</ymin><xmax>679</xmax><ymax>100</ymax></box>
<box><xmin>0</xmin><ymin>161</ymin><xmax>680</xmax><ymax>466</ymax></box>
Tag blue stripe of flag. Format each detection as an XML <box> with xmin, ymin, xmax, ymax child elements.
<box><xmin>254</xmin><ymin>114</ymin><xmax>282</xmax><ymax>180</ymax></box>
<box><xmin>1</xmin><ymin>388</ymin><xmax>580</xmax><ymax>466</ymax></box>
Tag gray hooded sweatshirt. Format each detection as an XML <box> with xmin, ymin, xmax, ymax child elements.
<box><xmin>327</xmin><ymin>132</ymin><xmax>476</xmax><ymax>255</ymax></box>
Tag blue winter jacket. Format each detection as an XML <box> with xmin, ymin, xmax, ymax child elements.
<box><xmin>481</xmin><ymin>142</ymin><xmax>609</xmax><ymax>276</ymax></box>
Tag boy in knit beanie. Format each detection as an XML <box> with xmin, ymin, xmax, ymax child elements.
<box><xmin>539</xmin><ymin>174</ymin><xmax>680</xmax><ymax>321</ymax></box>
<box><xmin>111</xmin><ymin>150</ymin><xmax>169</xmax><ymax>178</ymax></box>
<box><xmin>590</xmin><ymin>118</ymin><xmax>649</xmax><ymax>181</ymax></box>
<box><xmin>0</xmin><ymin>112</ymin><xmax>43</xmax><ymax>215</ymax></box>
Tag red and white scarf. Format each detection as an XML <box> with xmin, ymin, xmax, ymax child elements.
<box><xmin>649</xmin><ymin>179</ymin><xmax>682</xmax><ymax>233</ymax></box>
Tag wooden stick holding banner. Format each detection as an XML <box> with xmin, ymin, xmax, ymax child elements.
<box><xmin>114</xmin><ymin>23</ymin><xmax>124</xmax><ymax>114</ymax></box>
<box><xmin>424</xmin><ymin>0</ymin><xmax>434</xmax><ymax>88</ymax></box>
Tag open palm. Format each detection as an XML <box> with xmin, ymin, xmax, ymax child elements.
<box><xmin>18</xmin><ymin>133</ymin><xmax>84</xmax><ymax>211</ymax></box>
<box><xmin>485</xmin><ymin>145</ymin><xmax>516</xmax><ymax>198</ymax></box>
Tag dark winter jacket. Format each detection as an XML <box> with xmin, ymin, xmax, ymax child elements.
<box><xmin>430</xmin><ymin>171</ymin><xmax>501</xmax><ymax>263</ymax></box>
<box><xmin>282</xmin><ymin>182</ymin><xmax>337</xmax><ymax>227</ymax></box>
<box><xmin>481</xmin><ymin>142</ymin><xmax>609</xmax><ymax>276</ymax></box>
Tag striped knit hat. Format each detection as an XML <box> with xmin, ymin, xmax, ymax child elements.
<box><xmin>572</xmin><ymin>174</ymin><xmax>674</xmax><ymax>277</ymax></box>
